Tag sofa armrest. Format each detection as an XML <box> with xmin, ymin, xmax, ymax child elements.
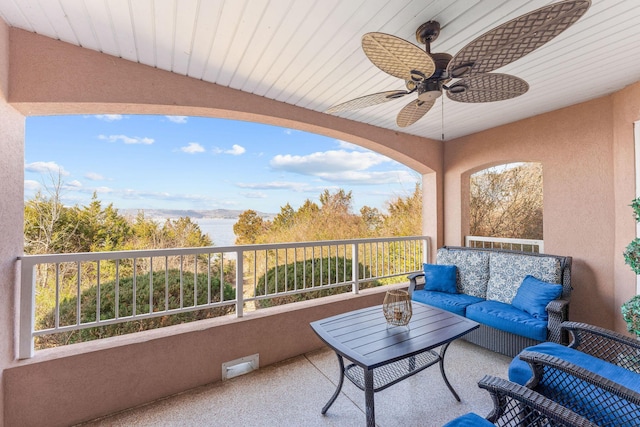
<box><xmin>546</xmin><ymin>299</ymin><xmax>569</xmax><ymax>344</ymax></box>
<box><xmin>518</xmin><ymin>350</ymin><xmax>640</xmax><ymax>426</ymax></box>
<box><xmin>477</xmin><ymin>375</ymin><xmax>598</xmax><ymax>427</ymax></box>
<box><xmin>561</xmin><ymin>321</ymin><xmax>640</xmax><ymax>372</ymax></box>
<box><xmin>407</xmin><ymin>272</ymin><xmax>424</xmax><ymax>296</ymax></box>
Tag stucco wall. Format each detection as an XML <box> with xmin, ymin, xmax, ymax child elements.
<box><xmin>4</xmin><ymin>288</ymin><xmax>389</xmax><ymax>427</ymax></box>
<box><xmin>611</xmin><ymin>82</ymin><xmax>640</xmax><ymax>332</ymax></box>
<box><xmin>0</xmin><ymin>19</ymin><xmax>25</xmax><ymax>427</ymax></box>
<box><xmin>444</xmin><ymin>88</ymin><xmax>640</xmax><ymax>330</ymax></box>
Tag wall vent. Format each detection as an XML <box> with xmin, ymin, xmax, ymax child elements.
<box><xmin>222</xmin><ymin>354</ymin><xmax>259</xmax><ymax>380</ymax></box>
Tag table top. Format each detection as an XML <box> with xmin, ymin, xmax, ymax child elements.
<box><xmin>310</xmin><ymin>302</ymin><xmax>479</xmax><ymax>370</ymax></box>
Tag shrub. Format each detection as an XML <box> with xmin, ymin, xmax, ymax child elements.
<box><xmin>254</xmin><ymin>257</ymin><xmax>380</xmax><ymax>308</ymax></box>
<box><xmin>35</xmin><ymin>269</ymin><xmax>235</xmax><ymax>349</ymax></box>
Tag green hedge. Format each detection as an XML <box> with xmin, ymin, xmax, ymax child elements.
<box><xmin>254</xmin><ymin>257</ymin><xmax>380</xmax><ymax>308</ymax></box>
<box><xmin>36</xmin><ymin>269</ymin><xmax>235</xmax><ymax>349</ymax></box>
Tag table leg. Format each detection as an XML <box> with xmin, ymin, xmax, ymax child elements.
<box><xmin>364</xmin><ymin>368</ymin><xmax>375</xmax><ymax>427</ymax></box>
<box><xmin>321</xmin><ymin>353</ymin><xmax>345</xmax><ymax>415</ymax></box>
<box><xmin>439</xmin><ymin>342</ymin><xmax>461</xmax><ymax>402</ymax></box>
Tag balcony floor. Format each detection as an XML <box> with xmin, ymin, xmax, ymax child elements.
<box><xmin>79</xmin><ymin>340</ymin><xmax>511</xmax><ymax>426</ymax></box>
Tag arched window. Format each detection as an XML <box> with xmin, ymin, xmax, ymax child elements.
<box><xmin>469</xmin><ymin>162</ymin><xmax>543</xmax><ymax>240</ymax></box>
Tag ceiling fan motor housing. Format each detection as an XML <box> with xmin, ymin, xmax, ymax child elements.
<box><xmin>417</xmin><ymin>80</ymin><xmax>442</xmax><ymax>101</ymax></box>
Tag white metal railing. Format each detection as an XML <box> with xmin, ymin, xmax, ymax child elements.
<box><xmin>465</xmin><ymin>235</ymin><xmax>544</xmax><ymax>253</ymax></box>
<box><xmin>18</xmin><ymin>236</ymin><xmax>429</xmax><ymax>359</ymax></box>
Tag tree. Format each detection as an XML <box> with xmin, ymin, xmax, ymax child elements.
<box><xmin>360</xmin><ymin>206</ymin><xmax>383</xmax><ymax>235</ymax></box>
<box><xmin>162</xmin><ymin>216</ymin><xmax>212</xmax><ymax>248</ymax></box>
<box><xmin>470</xmin><ymin>163</ymin><xmax>543</xmax><ymax>239</ymax></box>
<box><xmin>24</xmin><ymin>173</ymin><xmax>78</xmax><ymax>255</ymax></box>
<box><xmin>234</xmin><ymin>210</ymin><xmax>266</xmax><ymax>244</ymax></box>
<box><xmin>379</xmin><ymin>183</ymin><xmax>422</xmax><ymax>236</ymax></box>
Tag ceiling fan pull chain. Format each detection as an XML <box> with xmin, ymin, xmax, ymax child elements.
<box><xmin>441</xmin><ymin>95</ymin><xmax>445</xmax><ymax>141</ymax></box>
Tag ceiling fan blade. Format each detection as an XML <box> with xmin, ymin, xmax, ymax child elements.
<box><xmin>446</xmin><ymin>73</ymin><xmax>529</xmax><ymax>103</ymax></box>
<box><xmin>362</xmin><ymin>32</ymin><xmax>436</xmax><ymax>81</ymax></box>
<box><xmin>325</xmin><ymin>90</ymin><xmax>409</xmax><ymax>114</ymax></box>
<box><xmin>447</xmin><ymin>0</ymin><xmax>590</xmax><ymax>77</ymax></box>
<box><xmin>396</xmin><ymin>98</ymin><xmax>435</xmax><ymax>127</ymax></box>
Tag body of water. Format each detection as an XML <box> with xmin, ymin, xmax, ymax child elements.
<box><xmin>194</xmin><ymin>218</ymin><xmax>238</xmax><ymax>247</ymax></box>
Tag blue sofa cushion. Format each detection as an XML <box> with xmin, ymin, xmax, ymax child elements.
<box><xmin>442</xmin><ymin>413</ymin><xmax>493</xmax><ymax>427</ymax></box>
<box><xmin>412</xmin><ymin>290</ymin><xmax>484</xmax><ymax>317</ymax></box>
<box><xmin>423</xmin><ymin>263</ymin><xmax>457</xmax><ymax>293</ymax></box>
<box><xmin>508</xmin><ymin>342</ymin><xmax>640</xmax><ymax>394</ymax></box>
<box><xmin>511</xmin><ymin>275</ymin><xmax>563</xmax><ymax>320</ymax></box>
<box><xmin>466</xmin><ymin>301</ymin><xmax>548</xmax><ymax>341</ymax></box>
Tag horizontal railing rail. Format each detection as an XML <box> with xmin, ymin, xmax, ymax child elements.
<box><xmin>465</xmin><ymin>235</ymin><xmax>544</xmax><ymax>253</ymax></box>
<box><xmin>18</xmin><ymin>236</ymin><xmax>429</xmax><ymax>359</ymax></box>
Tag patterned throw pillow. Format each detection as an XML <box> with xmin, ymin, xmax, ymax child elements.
<box><xmin>436</xmin><ymin>248</ymin><xmax>490</xmax><ymax>298</ymax></box>
<box><xmin>486</xmin><ymin>253</ymin><xmax>561</xmax><ymax>304</ymax></box>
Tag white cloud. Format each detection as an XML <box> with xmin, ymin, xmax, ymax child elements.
<box><xmin>314</xmin><ymin>169</ymin><xmax>417</xmax><ymax>185</ymax></box>
<box><xmin>213</xmin><ymin>144</ymin><xmax>246</xmax><ymax>155</ymax></box>
<box><xmin>242</xmin><ymin>192</ymin><xmax>268</xmax><ymax>199</ymax></box>
<box><xmin>270</xmin><ymin>150</ymin><xmax>390</xmax><ymax>175</ymax></box>
<box><xmin>85</xmin><ymin>172</ymin><xmax>105</xmax><ymax>181</ymax></box>
<box><xmin>98</xmin><ymin>134</ymin><xmax>154</xmax><ymax>145</ymax></box>
<box><xmin>25</xmin><ymin>161</ymin><xmax>70</xmax><ymax>176</ymax></box>
<box><xmin>66</xmin><ymin>180</ymin><xmax>83</xmax><ymax>188</ymax></box>
<box><xmin>336</xmin><ymin>139</ymin><xmax>368</xmax><ymax>152</ymax></box>
<box><xmin>181</xmin><ymin>142</ymin><xmax>205</xmax><ymax>154</ymax></box>
<box><xmin>227</xmin><ymin>144</ymin><xmax>246</xmax><ymax>155</ymax></box>
<box><xmin>94</xmin><ymin>114</ymin><xmax>123</xmax><ymax>122</ymax></box>
<box><xmin>236</xmin><ymin>181</ymin><xmax>308</xmax><ymax>191</ymax></box>
<box><xmin>95</xmin><ymin>186</ymin><xmax>113</xmax><ymax>193</ymax></box>
<box><xmin>24</xmin><ymin>180</ymin><xmax>41</xmax><ymax>191</ymax></box>
<box><xmin>166</xmin><ymin>115</ymin><xmax>188</xmax><ymax>124</ymax></box>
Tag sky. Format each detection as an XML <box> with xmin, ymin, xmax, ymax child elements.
<box><xmin>24</xmin><ymin>114</ymin><xmax>420</xmax><ymax>215</ymax></box>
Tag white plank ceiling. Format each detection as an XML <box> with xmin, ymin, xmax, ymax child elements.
<box><xmin>1</xmin><ymin>0</ymin><xmax>639</xmax><ymax>141</ymax></box>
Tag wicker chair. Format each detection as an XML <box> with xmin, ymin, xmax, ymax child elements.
<box><xmin>517</xmin><ymin>350</ymin><xmax>640</xmax><ymax>426</ymax></box>
<box><xmin>443</xmin><ymin>375</ymin><xmax>598</xmax><ymax>427</ymax></box>
<box><xmin>561</xmin><ymin>321</ymin><xmax>640</xmax><ymax>373</ymax></box>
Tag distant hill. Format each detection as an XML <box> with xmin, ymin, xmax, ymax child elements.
<box><xmin>119</xmin><ymin>208</ymin><xmax>275</xmax><ymax>220</ymax></box>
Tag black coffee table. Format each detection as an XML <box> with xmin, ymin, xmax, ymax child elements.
<box><xmin>310</xmin><ymin>301</ymin><xmax>479</xmax><ymax>426</ymax></box>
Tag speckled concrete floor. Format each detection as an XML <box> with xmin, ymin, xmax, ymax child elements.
<box><xmin>79</xmin><ymin>340</ymin><xmax>511</xmax><ymax>427</ymax></box>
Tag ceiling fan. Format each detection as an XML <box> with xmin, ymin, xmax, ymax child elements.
<box><xmin>326</xmin><ymin>0</ymin><xmax>591</xmax><ymax>129</ymax></box>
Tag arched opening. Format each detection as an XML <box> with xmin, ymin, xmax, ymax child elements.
<box><xmin>467</xmin><ymin>162</ymin><xmax>543</xmax><ymax>252</ymax></box>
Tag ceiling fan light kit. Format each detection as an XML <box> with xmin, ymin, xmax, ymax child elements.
<box><xmin>325</xmin><ymin>0</ymin><xmax>591</xmax><ymax>129</ymax></box>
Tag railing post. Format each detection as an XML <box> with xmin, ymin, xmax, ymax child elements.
<box><xmin>423</xmin><ymin>238</ymin><xmax>429</xmax><ymax>264</ymax></box>
<box><xmin>352</xmin><ymin>243</ymin><xmax>359</xmax><ymax>294</ymax></box>
<box><xmin>236</xmin><ymin>249</ymin><xmax>244</xmax><ymax>318</ymax></box>
<box><xmin>19</xmin><ymin>260</ymin><xmax>35</xmax><ymax>359</ymax></box>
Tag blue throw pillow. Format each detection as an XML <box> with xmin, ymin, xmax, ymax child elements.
<box><xmin>423</xmin><ymin>264</ymin><xmax>457</xmax><ymax>294</ymax></box>
<box><xmin>511</xmin><ymin>275</ymin><xmax>563</xmax><ymax>320</ymax></box>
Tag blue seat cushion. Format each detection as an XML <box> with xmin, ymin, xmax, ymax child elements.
<box><xmin>442</xmin><ymin>413</ymin><xmax>493</xmax><ymax>427</ymax></box>
<box><xmin>509</xmin><ymin>342</ymin><xmax>640</xmax><ymax>426</ymax></box>
<box><xmin>412</xmin><ymin>290</ymin><xmax>484</xmax><ymax>317</ymax></box>
<box><xmin>466</xmin><ymin>300</ymin><xmax>548</xmax><ymax>341</ymax></box>
<box><xmin>508</xmin><ymin>342</ymin><xmax>640</xmax><ymax>394</ymax></box>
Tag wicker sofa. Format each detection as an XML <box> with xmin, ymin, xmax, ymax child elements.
<box><xmin>408</xmin><ymin>246</ymin><xmax>572</xmax><ymax>357</ymax></box>
<box><xmin>508</xmin><ymin>322</ymin><xmax>640</xmax><ymax>426</ymax></box>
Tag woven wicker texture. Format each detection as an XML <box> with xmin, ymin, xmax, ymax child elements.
<box><xmin>563</xmin><ymin>321</ymin><xmax>640</xmax><ymax>373</ymax></box>
<box><xmin>344</xmin><ymin>350</ymin><xmax>439</xmax><ymax>392</ymax></box>
<box><xmin>520</xmin><ymin>350</ymin><xmax>640</xmax><ymax>426</ymax></box>
<box><xmin>448</xmin><ymin>0</ymin><xmax>591</xmax><ymax>76</ymax></box>
<box><xmin>478</xmin><ymin>375</ymin><xmax>598</xmax><ymax>427</ymax></box>
<box><xmin>361</xmin><ymin>32</ymin><xmax>435</xmax><ymax>80</ymax></box>
<box><xmin>396</xmin><ymin>98</ymin><xmax>436</xmax><ymax>127</ymax></box>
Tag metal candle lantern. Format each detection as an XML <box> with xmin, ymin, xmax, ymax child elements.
<box><xmin>383</xmin><ymin>289</ymin><xmax>412</xmax><ymax>327</ymax></box>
